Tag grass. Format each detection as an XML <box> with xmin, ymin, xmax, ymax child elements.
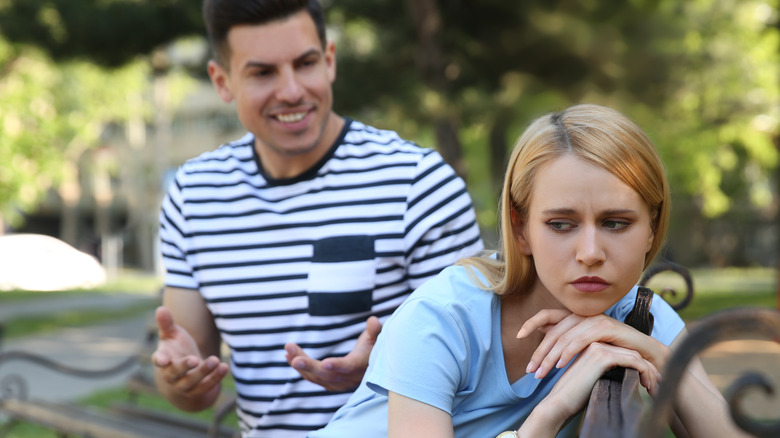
<box><xmin>641</xmin><ymin>266</ymin><xmax>777</xmax><ymax>321</ymax></box>
<box><xmin>1</xmin><ymin>301</ymin><xmax>159</xmax><ymax>339</ymax></box>
<box><xmin>0</xmin><ymin>269</ymin><xmax>163</xmax><ymax>300</ymax></box>
<box><xmin>0</xmin><ymin>270</ymin><xmax>162</xmax><ymax>339</ymax></box>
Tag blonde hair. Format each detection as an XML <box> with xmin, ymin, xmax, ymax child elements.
<box><xmin>460</xmin><ymin>104</ymin><xmax>670</xmax><ymax>296</ymax></box>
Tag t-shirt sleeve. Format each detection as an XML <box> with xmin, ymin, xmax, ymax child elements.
<box><xmin>365</xmin><ymin>296</ymin><xmax>467</xmax><ymax>415</ymax></box>
<box><xmin>403</xmin><ymin>150</ymin><xmax>483</xmax><ymax>289</ymax></box>
<box><xmin>159</xmin><ymin>168</ymin><xmax>198</xmax><ymax>290</ymax></box>
<box><xmin>647</xmin><ymin>292</ymin><xmax>686</xmax><ymax>345</ymax></box>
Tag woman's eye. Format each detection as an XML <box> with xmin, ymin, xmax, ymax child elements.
<box><xmin>604</xmin><ymin>220</ymin><xmax>630</xmax><ymax>230</ymax></box>
<box><xmin>548</xmin><ymin>221</ymin><xmax>574</xmax><ymax>232</ymax></box>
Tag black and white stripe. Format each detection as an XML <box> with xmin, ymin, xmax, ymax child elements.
<box><xmin>160</xmin><ymin>119</ymin><xmax>483</xmax><ymax>437</ymax></box>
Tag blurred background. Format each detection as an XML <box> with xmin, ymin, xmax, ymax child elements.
<box><xmin>0</xmin><ymin>0</ymin><xmax>778</xmax><ymax>283</ymax></box>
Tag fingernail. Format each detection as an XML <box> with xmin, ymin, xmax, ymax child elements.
<box><xmin>526</xmin><ymin>361</ymin><xmax>536</xmax><ymax>374</ymax></box>
<box><xmin>534</xmin><ymin>368</ymin><xmax>543</xmax><ymax>379</ymax></box>
<box><xmin>516</xmin><ymin>328</ymin><xmax>527</xmax><ymax>338</ymax></box>
<box><xmin>556</xmin><ymin>359</ymin><xmax>564</xmax><ymax>368</ymax></box>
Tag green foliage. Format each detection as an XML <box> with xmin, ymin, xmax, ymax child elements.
<box><xmin>0</xmin><ymin>0</ymin><xmax>203</xmax><ymax>67</ymax></box>
<box><xmin>329</xmin><ymin>0</ymin><xmax>780</xmax><ymax>222</ymax></box>
<box><xmin>0</xmin><ymin>37</ymin><xmax>138</xmax><ymax>225</ymax></box>
<box><xmin>0</xmin><ymin>0</ymin><xmax>777</xmax><ymax>253</ymax></box>
<box><xmin>0</xmin><ymin>29</ymin><xmax>196</xmax><ymax>226</ymax></box>
<box><xmin>634</xmin><ymin>0</ymin><xmax>780</xmax><ymax>218</ymax></box>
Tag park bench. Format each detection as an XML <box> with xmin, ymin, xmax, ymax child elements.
<box><xmin>0</xmin><ymin>320</ymin><xmax>240</xmax><ymax>438</ymax></box>
<box><xmin>579</xmin><ymin>261</ymin><xmax>780</xmax><ymax>438</ymax></box>
<box><xmin>2</xmin><ymin>264</ymin><xmax>777</xmax><ymax>438</ymax></box>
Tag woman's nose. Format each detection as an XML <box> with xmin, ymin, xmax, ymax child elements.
<box><xmin>576</xmin><ymin>227</ymin><xmax>606</xmax><ymax>266</ymax></box>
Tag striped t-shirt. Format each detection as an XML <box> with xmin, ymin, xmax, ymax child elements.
<box><xmin>159</xmin><ymin>118</ymin><xmax>484</xmax><ymax>437</ymax></box>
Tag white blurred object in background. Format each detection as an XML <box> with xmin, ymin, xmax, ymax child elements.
<box><xmin>0</xmin><ymin>234</ymin><xmax>107</xmax><ymax>291</ymax></box>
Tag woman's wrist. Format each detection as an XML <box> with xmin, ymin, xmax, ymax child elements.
<box><xmin>518</xmin><ymin>398</ymin><xmax>569</xmax><ymax>438</ymax></box>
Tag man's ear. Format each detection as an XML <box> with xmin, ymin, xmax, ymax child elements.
<box><xmin>207</xmin><ymin>60</ymin><xmax>234</xmax><ymax>103</ymax></box>
<box><xmin>325</xmin><ymin>41</ymin><xmax>337</xmax><ymax>84</ymax></box>
<box><xmin>511</xmin><ymin>210</ymin><xmax>532</xmax><ymax>256</ymax></box>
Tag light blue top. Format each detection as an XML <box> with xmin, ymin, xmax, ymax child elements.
<box><xmin>309</xmin><ymin>265</ymin><xmax>685</xmax><ymax>438</ymax></box>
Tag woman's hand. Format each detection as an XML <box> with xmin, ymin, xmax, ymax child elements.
<box><xmin>519</xmin><ymin>341</ymin><xmax>661</xmax><ymax>437</ymax></box>
<box><xmin>517</xmin><ymin>309</ymin><xmax>670</xmax><ymax>380</ymax></box>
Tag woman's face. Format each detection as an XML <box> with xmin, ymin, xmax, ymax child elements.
<box><xmin>516</xmin><ymin>154</ymin><xmax>655</xmax><ymax>316</ymax></box>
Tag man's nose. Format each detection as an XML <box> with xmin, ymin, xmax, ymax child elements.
<box><xmin>276</xmin><ymin>68</ymin><xmax>304</xmax><ymax>103</ymax></box>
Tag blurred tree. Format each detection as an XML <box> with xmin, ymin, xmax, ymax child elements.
<box><xmin>0</xmin><ymin>0</ymin><xmax>203</xmax><ymax>67</ymax></box>
<box><xmin>637</xmin><ymin>0</ymin><xmax>779</xmax><ymax>217</ymax></box>
<box><xmin>1</xmin><ymin>0</ymin><xmax>777</xmax><ymax>266</ymax></box>
<box><xmin>329</xmin><ymin>0</ymin><xmax>680</xmax><ymax>226</ymax></box>
<box><xmin>0</xmin><ymin>37</ymin><xmax>194</xmax><ymax>245</ymax></box>
<box><xmin>328</xmin><ymin>0</ymin><xmax>779</xmax><ymax>233</ymax></box>
<box><xmin>0</xmin><ymin>1</ymin><xmax>200</xmax><ymax>241</ymax></box>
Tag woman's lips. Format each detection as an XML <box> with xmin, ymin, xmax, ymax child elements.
<box><xmin>571</xmin><ymin>276</ymin><xmax>609</xmax><ymax>292</ymax></box>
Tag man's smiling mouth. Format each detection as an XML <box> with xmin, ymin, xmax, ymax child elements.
<box><xmin>275</xmin><ymin>111</ymin><xmax>307</xmax><ymax>123</ymax></box>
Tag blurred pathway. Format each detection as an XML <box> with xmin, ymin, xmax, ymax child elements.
<box><xmin>0</xmin><ymin>294</ymin><xmax>157</xmax><ymax>402</ymax></box>
<box><xmin>699</xmin><ymin>339</ymin><xmax>780</xmax><ymax>420</ymax></box>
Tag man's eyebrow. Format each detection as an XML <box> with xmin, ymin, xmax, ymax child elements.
<box><xmin>243</xmin><ymin>60</ymin><xmax>273</xmax><ymax>70</ymax></box>
<box><xmin>294</xmin><ymin>49</ymin><xmax>322</xmax><ymax>61</ymax></box>
<box><xmin>242</xmin><ymin>49</ymin><xmax>321</xmax><ymax>71</ymax></box>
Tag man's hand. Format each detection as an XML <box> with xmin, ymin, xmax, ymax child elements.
<box><xmin>152</xmin><ymin>306</ymin><xmax>229</xmax><ymax>411</ymax></box>
<box><xmin>285</xmin><ymin>316</ymin><xmax>382</xmax><ymax>391</ymax></box>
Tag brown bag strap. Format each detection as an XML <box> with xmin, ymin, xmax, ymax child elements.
<box><xmin>624</xmin><ymin>286</ymin><xmax>655</xmax><ymax>335</ymax></box>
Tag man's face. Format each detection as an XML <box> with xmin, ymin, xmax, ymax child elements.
<box><xmin>208</xmin><ymin>11</ymin><xmax>337</xmax><ymax>176</ymax></box>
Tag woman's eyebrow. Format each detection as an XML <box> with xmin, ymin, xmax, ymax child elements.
<box><xmin>541</xmin><ymin>208</ymin><xmax>576</xmax><ymax>216</ymax></box>
<box><xmin>601</xmin><ymin>209</ymin><xmax>639</xmax><ymax>216</ymax></box>
<box><xmin>540</xmin><ymin>208</ymin><xmax>639</xmax><ymax>216</ymax></box>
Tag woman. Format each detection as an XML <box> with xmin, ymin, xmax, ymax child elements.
<box><xmin>309</xmin><ymin>104</ymin><xmax>746</xmax><ymax>438</ymax></box>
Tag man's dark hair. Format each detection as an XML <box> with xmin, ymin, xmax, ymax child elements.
<box><xmin>203</xmin><ymin>0</ymin><xmax>327</xmax><ymax>67</ymax></box>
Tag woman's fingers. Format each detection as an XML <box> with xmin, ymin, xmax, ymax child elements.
<box><xmin>522</xmin><ymin>311</ymin><xmax>659</xmax><ymax>379</ymax></box>
<box><xmin>525</xmin><ymin>312</ymin><xmax>593</xmax><ymax>377</ymax></box>
<box><xmin>517</xmin><ymin>309</ymin><xmax>571</xmax><ymax>339</ymax></box>
<box><xmin>543</xmin><ymin>342</ymin><xmax>660</xmax><ymax>420</ymax></box>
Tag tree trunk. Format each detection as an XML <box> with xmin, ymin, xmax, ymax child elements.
<box><xmin>489</xmin><ymin>116</ymin><xmax>511</xmax><ymax>195</ymax></box>
<box><xmin>403</xmin><ymin>0</ymin><xmax>465</xmax><ymax>178</ymax></box>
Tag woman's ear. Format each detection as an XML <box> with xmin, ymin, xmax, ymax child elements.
<box><xmin>646</xmin><ymin>229</ymin><xmax>655</xmax><ymax>254</ymax></box>
<box><xmin>511</xmin><ymin>210</ymin><xmax>532</xmax><ymax>256</ymax></box>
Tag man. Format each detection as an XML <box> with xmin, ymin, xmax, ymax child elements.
<box><xmin>152</xmin><ymin>0</ymin><xmax>483</xmax><ymax>436</ymax></box>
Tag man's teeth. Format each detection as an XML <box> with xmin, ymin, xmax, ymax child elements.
<box><xmin>276</xmin><ymin>112</ymin><xmax>307</xmax><ymax>123</ymax></box>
